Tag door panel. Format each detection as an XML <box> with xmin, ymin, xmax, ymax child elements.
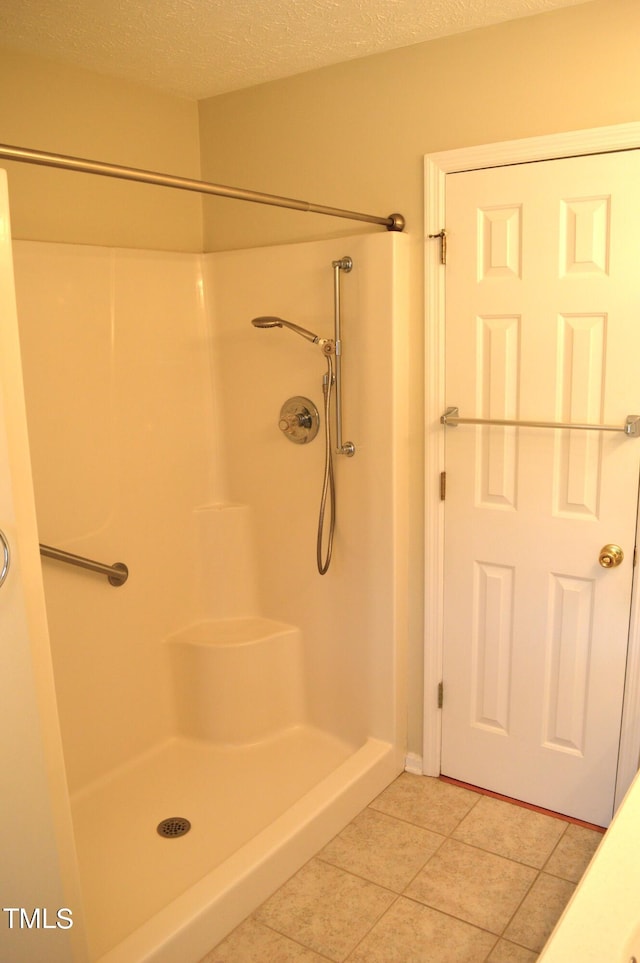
<box><xmin>0</xmin><ymin>170</ymin><xmax>83</xmax><ymax>961</ymax></box>
<box><xmin>442</xmin><ymin>151</ymin><xmax>640</xmax><ymax>826</ymax></box>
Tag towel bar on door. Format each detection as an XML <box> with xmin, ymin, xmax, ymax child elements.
<box><xmin>441</xmin><ymin>407</ymin><xmax>640</xmax><ymax>437</ymax></box>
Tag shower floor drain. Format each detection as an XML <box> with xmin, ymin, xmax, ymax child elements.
<box><xmin>157</xmin><ymin>816</ymin><xmax>191</xmax><ymax>838</ymax></box>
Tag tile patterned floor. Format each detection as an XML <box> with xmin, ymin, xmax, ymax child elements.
<box><xmin>200</xmin><ymin>774</ymin><xmax>603</xmax><ymax>963</ymax></box>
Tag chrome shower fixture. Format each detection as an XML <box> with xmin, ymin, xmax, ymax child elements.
<box><xmin>250</xmin><ymin>255</ymin><xmax>354</xmax><ymax>575</ymax></box>
<box><xmin>251</xmin><ymin>316</ymin><xmax>322</xmax><ymax>344</ymax></box>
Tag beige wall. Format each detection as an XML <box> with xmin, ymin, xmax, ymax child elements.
<box><xmin>0</xmin><ymin>48</ymin><xmax>203</xmax><ymax>251</ymax></box>
<box><xmin>197</xmin><ymin>0</ymin><xmax>640</xmax><ymax>756</ymax></box>
<box><xmin>198</xmin><ymin>0</ymin><xmax>640</xmax><ymax>254</ymax></box>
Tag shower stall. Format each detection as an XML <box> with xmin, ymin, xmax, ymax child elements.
<box><xmin>3</xmin><ymin>161</ymin><xmax>409</xmax><ymax>963</ymax></box>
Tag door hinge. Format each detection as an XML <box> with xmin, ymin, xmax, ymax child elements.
<box><xmin>437</xmin><ymin>681</ymin><xmax>444</xmax><ymax>709</ymax></box>
<box><xmin>440</xmin><ymin>471</ymin><xmax>447</xmax><ymax>501</ymax></box>
<box><xmin>428</xmin><ymin>228</ymin><xmax>447</xmax><ymax>265</ymax></box>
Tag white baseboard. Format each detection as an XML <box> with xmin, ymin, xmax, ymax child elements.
<box><xmin>404</xmin><ymin>752</ymin><xmax>424</xmax><ymax>775</ymax></box>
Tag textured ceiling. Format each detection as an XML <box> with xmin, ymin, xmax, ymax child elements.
<box><xmin>0</xmin><ymin>0</ymin><xmax>591</xmax><ymax>100</ymax></box>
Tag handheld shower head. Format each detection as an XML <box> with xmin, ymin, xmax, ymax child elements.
<box><xmin>251</xmin><ymin>316</ymin><xmax>282</xmax><ymax>329</ymax></box>
<box><xmin>251</xmin><ymin>316</ymin><xmax>320</xmax><ymax>343</ymax></box>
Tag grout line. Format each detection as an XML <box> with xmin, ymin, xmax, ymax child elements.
<box><xmin>499</xmin><ymin>864</ymin><xmax>543</xmax><ymax>941</ymax></box>
<box><xmin>439</xmin><ymin>775</ymin><xmax>606</xmax><ymax>833</ymax></box>
<box><xmin>258</xmin><ymin>919</ymin><xmax>337</xmax><ymax>961</ymax></box>
<box><xmin>215</xmin><ymin>776</ymin><xmax>580</xmax><ymax>961</ymax></box>
<box><xmin>393</xmin><ymin>891</ymin><xmax>540</xmax><ymax>958</ymax></box>
<box><xmin>312</xmin><ymin>853</ymin><xmax>410</xmax><ymax>899</ymax></box>
<box><xmin>320</xmin><ymin>817</ymin><xmax>545</xmax><ymax>954</ymax></box>
<box><xmin>483</xmin><ymin>934</ymin><xmax>501</xmax><ymax>963</ymax></box>
<box><xmin>343</xmin><ymin>892</ymin><xmax>403</xmax><ymax>962</ymax></box>
<box><xmin>400</xmin><ymin>831</ymin><xmax>449</xmax><ymax>890</ymax></box>
<box><xmin>541</xmin><ymin>822</ymin><xmax>572</xmax><ymax>877</ymax></box>
<box><xmin>368</xmin><ymin>778</ymin><xmax>485</xmax><ymax>840</ymax></box>
<box><xmin>365</xmin><ymin>802</ymin><xmax>453</xmax><ymax>837</ymax></box>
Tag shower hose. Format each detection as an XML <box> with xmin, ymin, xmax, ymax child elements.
<box><xmin>317</xmin><ymin>353</ymin><xmax>335</xmax><ymax>575</ymax></box>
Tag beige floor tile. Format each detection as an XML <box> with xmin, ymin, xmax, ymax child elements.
<box><xmin>200</xmin><ymin>917</ymin><xmax>330</xmax><ymax>962</ymax></box>
<box><xmin>486</xmin><ymin>939</ymin><xmax>538</xmax><ymax>962</ymax></box>
<box><xmin>543</xmin><ymin>823</ymin><xmax>603</xmax><ymax>882</ymax></box>
<box><xmin>254</xmin><ymin>858</ymin><xmax>395</xmax><ymax>962</ymax></box>
<box><xmin>318</xmin><ymin>808</ymin><xmax>444</xmax><ymax>891</ymax></box>
<box><xmin>504</xmin><ymin>872</ymin><xmax>575</xmax><ymax>952</ymax></box>
<box><xmin>347</xmin><ymin>896</ymin><xmax>497</xmax><ymax>962</ymax></box>
<box><xmin>405</xmin><ymin>838</ymin><xmax>536</xmax><ymax>934</ymax></box>
<box><xmin>369</xmin><ymin>773</ymin><xmax>479</xmax><ymax>835</ymax></box>
<box><xmin>453</xmin><ymin>795</ymin><xmax>566</xmax><ymax>867</ymax></box>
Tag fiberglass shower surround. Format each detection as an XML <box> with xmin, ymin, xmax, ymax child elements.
<box><xmin>0</xmin><ymin>144</ymin><xmax>404</xmax><ymax>583</ymax></box>
<box><xmin>11</xmin><ymin>230</ymin><xmax>408</xmax><ymax>962</ymax></box>
<box><xmin>251</xmin><ymin>255</ymin><xmax>355</xmax><ymax>574</ymax></box>
<box><xmin>3</xmin><ymin>144</ymin><xmax>407</xmax><ymax>963</ymax></box>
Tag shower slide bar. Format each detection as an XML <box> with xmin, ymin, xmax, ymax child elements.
<box><xmin>39</xmin><ymin>543</ymin><xmax>129</xmax><ymax>586</ymax></box>
<box><xmin>0</xmin><ymin>143</ymin><xmax>405</xmax><ymax>232</ymax></box>
<box><xmin>332</xmin><ymin>255</ymin><xmax>354</xmax><ymax>457</ymax></box>
<box><xmin>441</xmin><ymin>407</ymin><xmax>640</xmax><ymax>436</ymax></box>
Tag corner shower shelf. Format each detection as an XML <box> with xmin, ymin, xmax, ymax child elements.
<box><xmin>166</xmin><ymin>617</ymin><xmax>305</xmax><ymax>745</ymax></box>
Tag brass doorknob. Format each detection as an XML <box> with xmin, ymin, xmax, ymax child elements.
<box><xmin>599</xmin><ymin>544</ymin><xmax>624</xmax><ymax>568</ymax></box>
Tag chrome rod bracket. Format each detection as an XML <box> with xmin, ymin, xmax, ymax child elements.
<box><xmin>108</xmin><ymin>563</ymin><xmax>129</xmax><ymax>587</ymax></box>
<box><xmin>625</xmin><ymin>415</ymin><xmax>640</xmax><ymax>436</ymax></box>
<box><xmin>387</xmin><ymin>213</ymin><xmax>406</xmax><ymax>233</ymax></box>
<box><xmin>441</xmin><ymin>406</ymin><xmax>460</xmax><ymax>427</ymax></box>
<box><xmin>332</xmin><ymin>256</ymin><xmax>353</xmax><ymax>272</ymax></box>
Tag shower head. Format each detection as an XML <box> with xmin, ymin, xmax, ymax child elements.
<box><xmin>251</xmin><ymin>316</ymin><xmax>321</xmax><ymax>343</ymax></box>
<box><xmin>251</xmin><ymin>316</ymin><xmax>281</xmax><ymax>329</ymax></box>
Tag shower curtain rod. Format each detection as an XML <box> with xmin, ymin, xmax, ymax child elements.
<box><xmin>0</xmin><ymin>143</ymin><xmax>405</xmax><ymax>232</ymax></box>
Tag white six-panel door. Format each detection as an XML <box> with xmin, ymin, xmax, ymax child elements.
<box><xmin>441</xmin><ymin>150</ymin><xmax>640</xmax><ymax>826</ymax></box>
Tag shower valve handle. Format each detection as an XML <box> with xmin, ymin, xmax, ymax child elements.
<box><xmin>279</xmin><ymin>412</ymin><xmax>311</xmax><ymax>432</ymax></box>
<box><xmin>278</xmin><ymin>397</ymin><xmax>320</xmax><ymax>444</ymax></box>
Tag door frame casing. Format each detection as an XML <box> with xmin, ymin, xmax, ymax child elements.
<box><xmin>423</xmin><ymin>123</ymin><xmax>640</xmax><ymax>813</ymax></box>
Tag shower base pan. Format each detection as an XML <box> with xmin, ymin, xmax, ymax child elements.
<box><xmin>71</xmin><ymin>728</ymin><xmax>399</xmax><ymax>962</ymax></box>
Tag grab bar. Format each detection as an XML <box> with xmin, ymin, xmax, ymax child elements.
<box><xmin>0</xmin><ymin>529</ymin><xmax>10</xmax><ymax>588</ymax></box>
<box><xmin>39</xmin><ymin>544</ymin><xmax>129</xmax><ymax>586</ymax></box>
<box><xmin>441</xmin><ymin>407</ymin><xmax>640</xmax><ymax>437</ymax></box>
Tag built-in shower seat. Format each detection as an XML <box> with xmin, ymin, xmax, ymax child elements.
<box><xmin>167</xmin><ymin>617</ymin><xmax>305</xmax><ymax>744</ymax></box>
